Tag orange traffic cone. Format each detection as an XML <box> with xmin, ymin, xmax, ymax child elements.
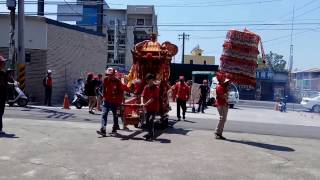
<box><xmin>63</xmin><ymin>94</ymin><xmax>70</xmax><ymax>109</ymax></box>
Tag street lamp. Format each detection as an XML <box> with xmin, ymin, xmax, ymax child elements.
<box><xmin>6</xmin><ymin>0</ymin><xmax>16</xmax><ymax>70</ymax></box>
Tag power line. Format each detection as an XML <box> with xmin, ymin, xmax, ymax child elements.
<box><xmin>159</xmin><ymin>28</ymin><xmax>320</xmax><ymax>32</ymax></box>
<box><xmin>62</xmin><ymin>0</ymin><xmax>82</xmax><ymax>16</ymax></box>
<box><xmin>295</xmin><ymin>5</ymin><xmax>320</xmax><ymax>19</ymax></box>
<box><xmin>0</xmin><ymin>0</ymin><xmax>283</xmax><ymax>7</ymax></box>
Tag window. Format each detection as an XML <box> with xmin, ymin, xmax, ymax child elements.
<box><xmin>107</xmin><ymin>45</ymin><xmax>114</xmax><ymax>50</ymax></box>
<box><xmin>204</xmin><ymin>60</ymin><xmax>207</xmax><ymax>65</ymax></box>
<box><xmin>303</xmin><ymin>80</ymin><xmax>311</xmax><ymax>90</ymax></box>
<box><xmin>119</xmin><ymin>34</ymin><xmax>126</xmax><ymax>45</ymax></box>
<box><xmin>136</xmin><ymin>19</ymin><xmax>145</xmax><ymax>26</ymax></box>
<box><xmin>190</xmin><ymin>60</ymin><xmax>193</xmax><ymax>64</ymax></box>
<box><xmin>25</xmin><ymin>53</ymin><xmax>31</xmax><ymax>63</ymax></box>
<box><xmin>108</xmin><ymin>34</ymin><xmax>114</xmax><ymax>44</ymax></box>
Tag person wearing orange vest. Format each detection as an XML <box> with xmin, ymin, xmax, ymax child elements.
<box><xmin>43</xmin><ymin>70</ymin><xmax>53</xmax><ymax>106</ymax></box>
<box><xmin>97</xmin><ymin>68</ymin><xmax>129</xmax><ymax>136</ymax></box>
<box><xmin>174</xmin><ymin>76</ymin><xmax>190</xmax><ymax>121</ymax></box>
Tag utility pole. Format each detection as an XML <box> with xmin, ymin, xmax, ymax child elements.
<box><xmin>17</xmin><ymin>0</ymin><xmax>26</xmax><ymax>91</ymax></box>
<box><xmin>37</xmin><ymin>0</ymin><xmax>44</xmax><ymax>16</ymax></box>
<box><xmin>18</xmin><ymin>0</ymin><xmax>25</xmax><ymax>65</ymax></box>
<box><xmin>96</xmin><ymin>0</ymin><xmax>103</xmax><ymax>33</ymax></box>
<box><xmin>289</xmin><ymin>6</ymin><xmax>295</xmax><ymax>78</ymax></box>
<box><xmin>6</xmin><ymin>0</ymin><xmax>16</xmax><ymax>70</ymax></box>
<box><xmin>178</xmin><ymin>32</ymin><xmax>189</xmax><ymax>64</ymax></box>
<box><xmin>113</xmin><ymin>17</ymin><xmax>118</xmax><ymax>64</ymax></box>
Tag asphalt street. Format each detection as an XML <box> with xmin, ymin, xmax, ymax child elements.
<box><xmin>1</xmin><ymin>103</ymin><xmax>320</xmax><ymax>180</ymax></box>
<box><xmin>2</xmin><ymin>102</ymin><xmax>320</xmax><ymax>139</ymax></box>
<box><xmin>236</xmin><ymin>100</ymin><xmax>305</xmax><ymax>111</ymax></box>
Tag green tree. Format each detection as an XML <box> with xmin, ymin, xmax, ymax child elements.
<box><xmin>265</xmin><ymin>51</ymin><xmax>287</xmax><ymax>72</ymax></box>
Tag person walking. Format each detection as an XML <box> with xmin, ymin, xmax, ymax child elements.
<box><xmin>0</xmin><ymin>55</ymin><xmax>8</xmax><ymax>134</ymax></box>
<box><xmin>84</xmin><ymin>73</ymin><xmax>97</xmax><ymax>114</ymax></box>
<box><xmin>97</xmin><ymin>68</ymin><xmax>129</xmax><ymax>136</ymax></box>
<box><xmin>198</xmin><ymin>79</ymin><xmax>210</xmax><ymax>113</ymax></box>
<box><xmin>215</xmin><ymin>72</ymin><xmax>230</xmax><ymax>140</ymax></box>
<box><xmin>174</xmin><ymin>76</ymin><xmax>190</xmax><ymax>121</ymax></box>
<box><xmin>141</xmin><ymin>74</ymin><xmax>160</xmax><ymax>141</ymax></box>
<box><xmin>43</xmin><ymin>70</ymin><xmax>53</xmax><ymax>106</ymax></box>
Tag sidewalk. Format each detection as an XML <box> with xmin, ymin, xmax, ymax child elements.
<box><xmin>1</xmin><ymin>118</ymin><xmax>320</xmax><ymax>180</ymax></box>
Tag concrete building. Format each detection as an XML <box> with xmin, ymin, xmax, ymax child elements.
<box><xmin>104</xmin><ymin>5</ymin><xmax>157</xmax><ymax>71</ymax></box>
<box><xmin>66</xmin><ymin>5</ymin><xmax>157</xmax><ymax>71</ymax></box>
<box><xmin>290</xmin><ymin>68</ymin><xmax>320</xmax><ymax>102</ymax></box>
<box><xmin>0</xmin><ymin>15</ymin><xmax>107</xmax><ymax>104</ymax></box>
<box><xmin>183</xmin><ymin>46</ymin><xmax>215</xmax><ymax>65</ymax></box>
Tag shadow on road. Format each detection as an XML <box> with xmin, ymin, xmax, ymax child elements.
<box><xmin>182</xmin><ymin>119</ymin><xmax>196</xmax><ymax>123</ymax></box>
<box><xmin>100</xmin><ymin>119</ymin><xmax>191</xmax><ymax>143</ymax></box>
<box><xmin>0</xmin><ymin>133</ymin><xmax>19</xmax><ymax>139</ymax></box>
<box><xmin>23</xmin><ymin>106</ymin><xmax>76</xmax><ymax>120</ymax></box>
<box><xmin>226</xmin><ymin>139</ymin><xmax>295</xmax><ymax>152</ymax></box>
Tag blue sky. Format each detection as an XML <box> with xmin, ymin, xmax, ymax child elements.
<box><xmin>1</xmin><ymin>0</ymin><xmax>319</xmax><ymax>70</ymax></box>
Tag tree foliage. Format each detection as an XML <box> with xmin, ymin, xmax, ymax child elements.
<box><xmin>265</xmin><ymin>51</ymin><xmax>287</xmax><ymax>72</ymax></box>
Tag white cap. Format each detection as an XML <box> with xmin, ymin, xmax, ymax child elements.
<box><xmin>0</xmin><ymin>55</ymin><xmax>7</xmax><ymax>62</ymax></box>
<box><xmin>47</xmin><ymin>70</ymin><xmax>52</xmax><ymax>74</ymax></box>
<box><xmin>105</xmin><ymin>67</ymin><xmax>114</xmax><ymax>75</ymax></box>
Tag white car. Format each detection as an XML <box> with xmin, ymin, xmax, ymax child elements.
<box><xmin>209</xmin><ymin>77</ymin><xmax>239</xmax><ymax>108</ymax></box>
<box><xmin>301</xmin><ymin>95</ymin><xmax>320</xmax><ymax>113</ymax></box>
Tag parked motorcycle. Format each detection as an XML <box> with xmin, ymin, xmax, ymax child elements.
<box><xmin>7</xmin><ymin>81</ymin><xmax>29</xmax><ymax>107</ymax></box>
<box><xmin>72</xmin><ymin>92</ymin><xmax>88</xmax><ymax>109</ymax></box>
<box><xmin>278</xmin><ymin>96</ymin><xmax>288</xmax><ymax>112</ymax></box>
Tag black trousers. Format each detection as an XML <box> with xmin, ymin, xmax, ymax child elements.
<box><xmin>177</xmin><ymin>98</ymin><xmax>187</xmax><ymax>119</ymax></box>
<box><xmin>198</xmin><ymin>97</ymin><xmax>207</xmax><ymax>112</ymax></box>
<box><xmin>146</xmin><ymin>112</ymin><xmax>155</xmax><ymax>137</ymax></box>
<box><xmin>44</xmin><ymin>87</ymin><xmax>52</xmax><ymax>106</ymax></box>
<box><xmin>0</xmin><ymin>101</ymin><xmax>5</xmax><ymax>131</ymax></box>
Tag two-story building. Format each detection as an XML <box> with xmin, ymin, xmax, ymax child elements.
<box><xmin>239</xmin><ymin>65</ymin><xmax>289</xmax><ymax>101</ymax></box>
<box><xmin>104</xmin><ymin>5</ymin><xmax>157</xmax><ymax>71</ymax></box>
<box><xmin>290</xmin><ymin>68</ymin><xmax>320</xmax><ymax>102</ymax></box>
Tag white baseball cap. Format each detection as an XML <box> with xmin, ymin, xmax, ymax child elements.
<box><xmin>105</xmin><ymin>67</ymin><xmax>115</xmax><ymax>75</ymax></box>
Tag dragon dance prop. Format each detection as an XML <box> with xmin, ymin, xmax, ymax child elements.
<box><xmin>220</xmin><ymin>29</ymin><xmax>265</xmax><ymax>87</ymax></box>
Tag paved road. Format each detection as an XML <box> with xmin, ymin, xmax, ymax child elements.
<box><xmin>2</xmin><ymin>118</ymin><xmax>320</xmax><ymax>180</ymax></box>
<box><xmin>3</xmin><ymin>103</ymin><xmax>320</xmax><ymax>139</ymax></box>
<box><xmin>2</xmin><ymin>105</ymin><xmax>320</xmax><ymax>179</ymax></box>
<box><xmin>236</xmin><ymin>100</ymin><xmax>305</xmax><ymax>111</ymax></box>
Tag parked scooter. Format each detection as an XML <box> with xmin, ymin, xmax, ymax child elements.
<box><xmin>278</xmin><ymin>96</ymin><xmax>288</xmax><ymax>112</ymax></box>
<box><xmin>72</xmin><ymin>92</ymin><xmax>88</xmax><ymax>109</ymax></box>
<box><xmin>7</xmin><ymin>81</ymin><xmax>29</xmax><ymax>107</ymax></box>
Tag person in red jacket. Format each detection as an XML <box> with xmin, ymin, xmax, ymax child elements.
<box><xmin>141</xmin><ymin>74</ymin><xmax>160</xmax><ymax>141</ymax></box>
<box><xmin>215</xmin><ymin>72</ymin><xmax>230</xmax><ymax>140</ymax></box>
<box><xmin>43</xmin><ymin>70</ymin><xmax>53</xmax><ymax>106</ymax></box>
<box><xmin>174</xmin><ymin>76</ymin><xmax>190</xmax><ymax>121</ymax></box>
<box><xmin>97</xmin><ymin>68</ymin><xmax>129</xmax><ymax>136</ymax></box>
